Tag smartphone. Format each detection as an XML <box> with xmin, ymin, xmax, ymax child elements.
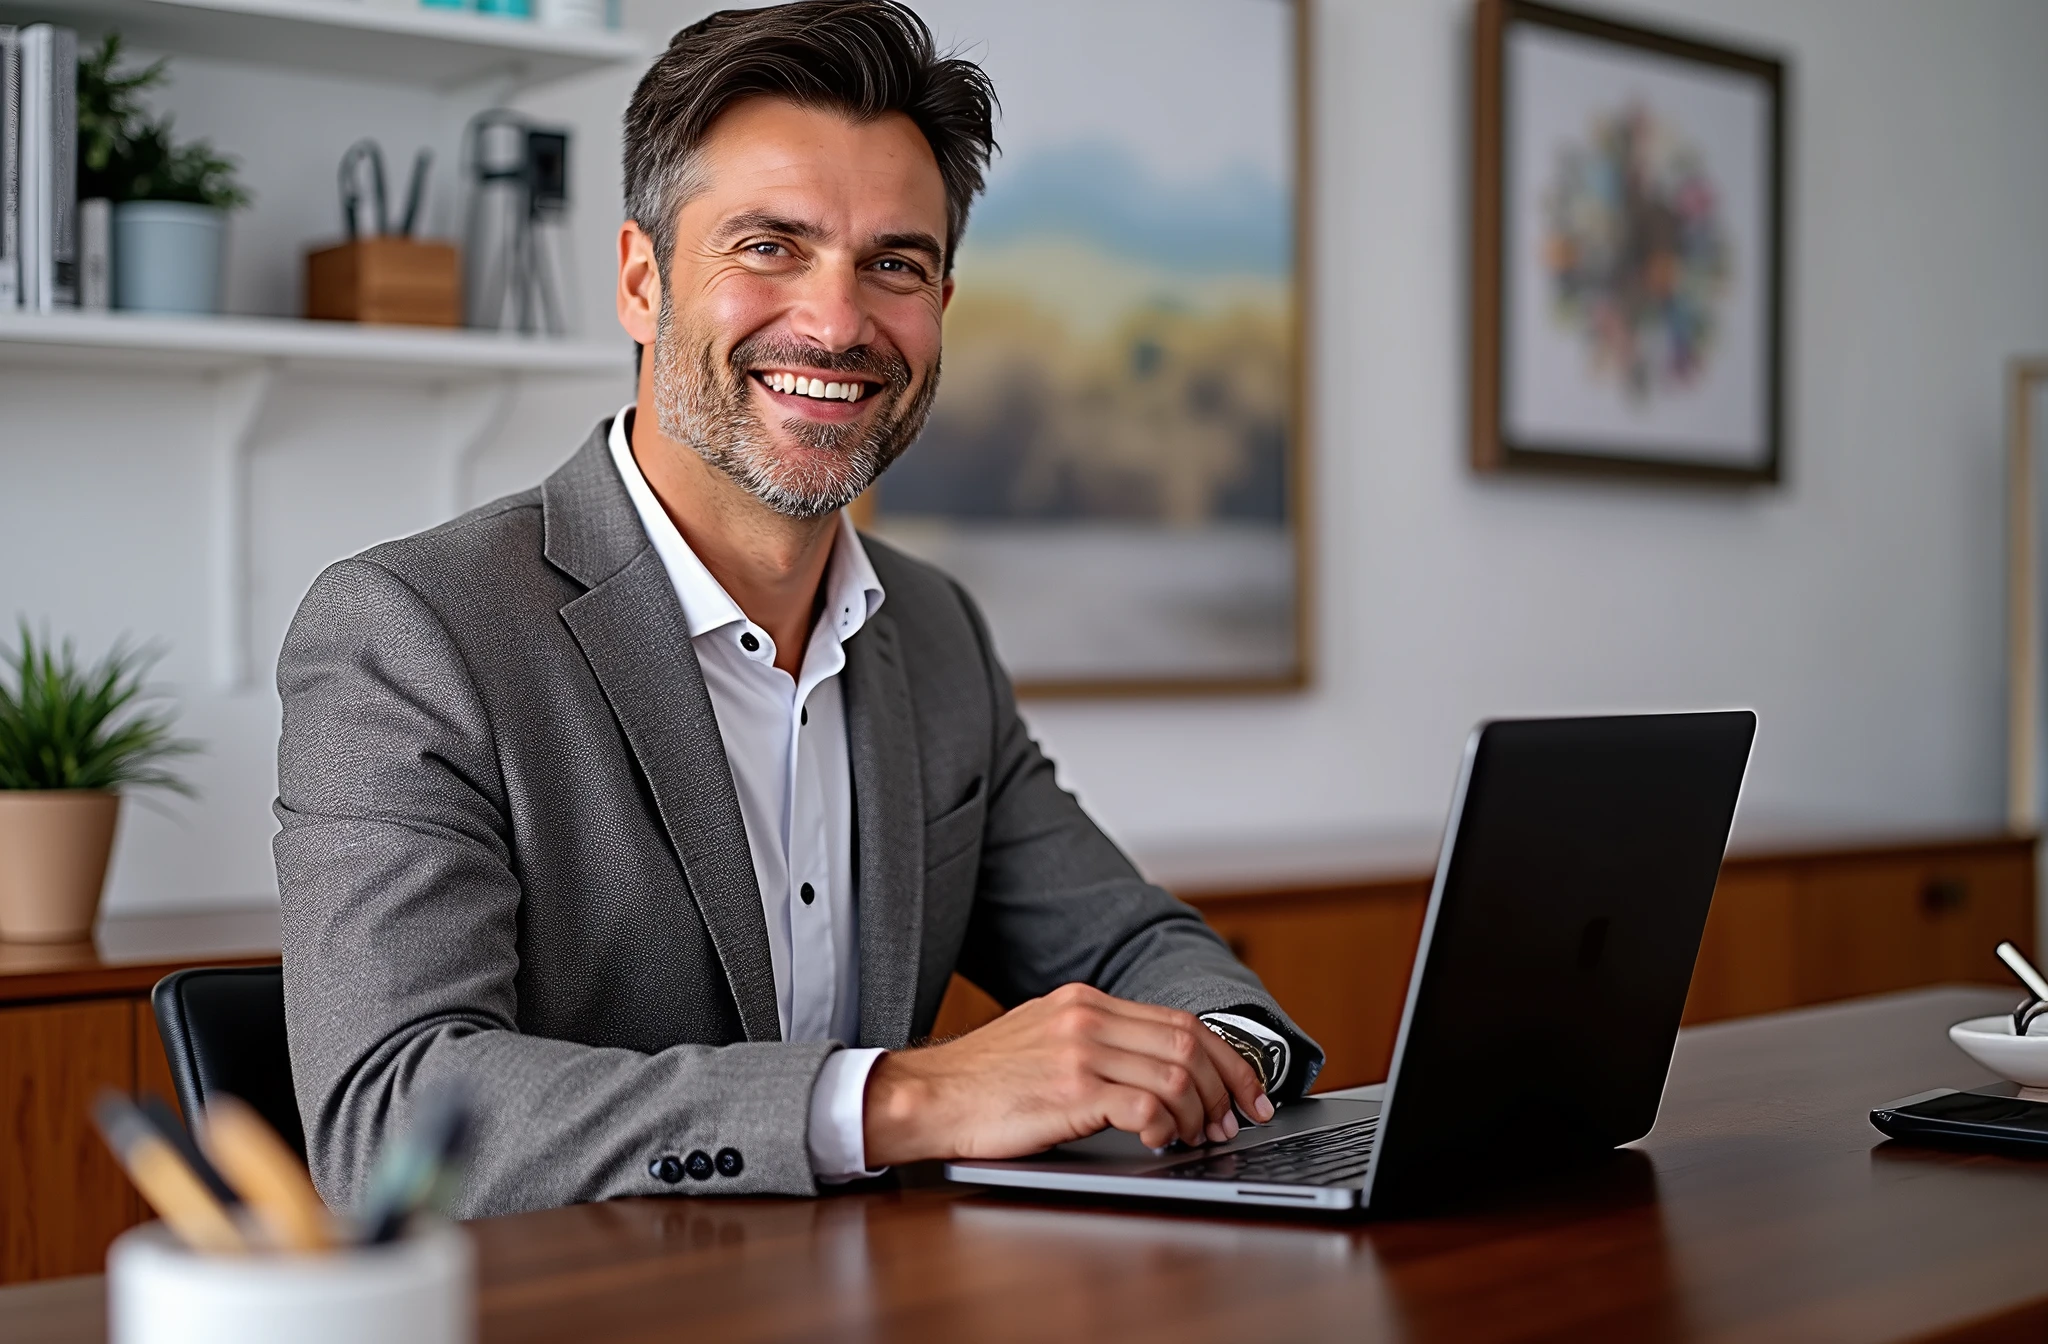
<box><xmin>1870</xmin><ymin>1083</ymin><xmax>2048</xmax><ymax>1154</ymax></box>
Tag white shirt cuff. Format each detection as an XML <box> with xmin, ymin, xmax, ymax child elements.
<box><xmin>808</xmin><ymin>1047</ymin><xmax>887</xmax><ymax>1182</ymax></box>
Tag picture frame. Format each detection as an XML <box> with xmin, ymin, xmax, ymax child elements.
<box><xmin>858</xmin><ymin>0</ymin><xmax>1312</xmax><ymax>697</ymax></box>
<box><xmin>2004</xmin><ymin>356</ymin><xmax>2048</xmax><ymax>830</ymax></box>
<box><xmin>1471</xmin><ymin>0</ymin><xmax>1786</xmax><ymax>483</ymax></box>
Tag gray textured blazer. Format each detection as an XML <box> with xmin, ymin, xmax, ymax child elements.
<box><xmin>274</xmin><ymin>420</ymin><xmax>1322</xmax><ymax>1217</ymax></box>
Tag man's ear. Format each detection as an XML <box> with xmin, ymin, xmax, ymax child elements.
<box><xmin>617</xmin><ymin>220</ymin><xmax>662</xmax><ymax>346</ymax></box>
<box><xmin>941</xmin><ymin>274</ymin><xmax>955</xmax><ymax>314</ymax></box>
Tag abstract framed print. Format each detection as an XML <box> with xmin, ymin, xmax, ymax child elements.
<box><xmin>1471</xmin><ymin>0</ymin><xmax>1785</xmax><ymax>482</ymax></box>
<box><xmin>860</xmin><ymin>0</ymin><xmax>1310</xmax><ymax>695</ymax></box>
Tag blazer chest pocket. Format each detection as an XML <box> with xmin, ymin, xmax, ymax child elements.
<box><xmin>924</xmin><ymin>776</ymin><xmax>985</xmax><ymax>872</ymax></box>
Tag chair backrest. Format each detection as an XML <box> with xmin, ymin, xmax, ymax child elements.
<box><xmin>151</xmin><ymin>965</ymin><xmax>306</xmax><ymax>1161</ymax></box>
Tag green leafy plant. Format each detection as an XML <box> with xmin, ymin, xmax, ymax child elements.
<box><xmin>77</xmin><ymin>33</ymin><xmax>251</xmax><ymax>210</ymax></box>
<box><xmin>0</xmin><ymin>623</ymin><xmax>199</xmax><ymax>795</ymax></box>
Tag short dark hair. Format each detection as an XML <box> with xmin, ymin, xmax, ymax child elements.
<box><xmin>623</xmin><ymin>0</ymin><xmax>998</xmax><ymax>279</ymax></box>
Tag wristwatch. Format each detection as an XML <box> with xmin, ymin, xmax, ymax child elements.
<box><xmin>1199</xmin><ymin>1012</ymin><xmax>1290</xmax><ymax>1099</ymax></box>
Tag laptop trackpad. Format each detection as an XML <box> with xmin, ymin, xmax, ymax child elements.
<box><xmin>971</xmin><ymin>1097</ymin><xmax>1382</xmax><ymax>1173</ymax></box>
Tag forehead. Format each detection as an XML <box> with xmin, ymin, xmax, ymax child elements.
<box><xmin>684</xmin><ymin>97</ymin><xmax>947</xmax><ymax>235</ymax></box>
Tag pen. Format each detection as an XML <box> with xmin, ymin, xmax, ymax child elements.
<box><xmin>92</xmin><ymin>1091</ymin><xmax>247</xmax><ymax>1254</ymax></box>
<box><xmin>202</xmin><ymin>1095</ymin><xmax>338</xmax><ymax>1253</ymax></box>
<box><xmin>137</xmin><ymin>1093</ymin><xmax>242</xmax><ymax>1210</ymax></box>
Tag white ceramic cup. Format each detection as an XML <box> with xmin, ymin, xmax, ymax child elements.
<box><xmin>107</xmin><ymin>1219</ymin><xmax>473</xmax><ymax>1344</ymax></box>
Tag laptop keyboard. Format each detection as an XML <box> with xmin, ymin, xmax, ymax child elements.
<box><xmin>1156</xmin><ymin>1117</ymin><xmax>1379</xmax><ymax>1185</ymax></box>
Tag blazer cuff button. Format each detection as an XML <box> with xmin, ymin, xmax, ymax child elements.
<box><xmin>715</xmin><ymin>1147</ymin><xmax>744</xmax><ymax>1178</ymax></box>
<box><xmin>651</xmin><ymin>1154</ymin><xmax>685</xmax><ymax>1185</ymax></box>
<box><xmin>685</xmin><ymin>1150</ymin><xmax>715</xmax><ymax>1181</ymax></box>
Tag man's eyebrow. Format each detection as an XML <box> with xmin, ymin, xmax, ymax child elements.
<box><xmin>871</xmin><ymin>231</ymin><xmax>945</xmax><ymax>265</ymax></box>
<box><xmin>712</xmin><ymin>211</ymin><xmax>826</xmax><ymax>244</ymax></box>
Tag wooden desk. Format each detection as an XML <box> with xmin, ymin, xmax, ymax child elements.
<box><xmin>11</xmin><ymin>986</ymin><xmax>2046</xmax><ymax>1343</ymax></box>
<box><xmin>0</xmin><ymin>830</ymin><xmax>2034</xmax><ymax>1285</ymax></box>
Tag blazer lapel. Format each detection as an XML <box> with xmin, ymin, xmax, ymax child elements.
<box><xmin>545</xmin><ymin>427</ymin><xmax>782</xmax><ymax>1043</ymax></box>
<box><xmin>842</xmin><ymin>611</ymin><xmax>924</xmax><ymax>1049</ymax></box>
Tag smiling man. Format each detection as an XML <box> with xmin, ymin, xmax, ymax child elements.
<box><xmin>275</xmin><ymin>0</ymin><xmax>1321</xmax><ymax>1215</ymax></box>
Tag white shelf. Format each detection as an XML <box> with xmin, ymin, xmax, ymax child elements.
<box><xmin>0</xmin><ymin>310</ymin><xmax>632</xmax><ymax>692</ymax></box>
<box><xmin>0</xmin><ymin>309</ymin><xmax>630</xmax><ymax>381</ymax></box>
<box><xmin>1</xmin><ymin>0</ymin><xmax>647</xmax><ymax>88</ymax></box>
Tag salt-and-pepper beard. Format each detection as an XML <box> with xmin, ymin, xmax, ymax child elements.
<box><xmin>651</xmin><ymin>294</ymin><xmax>939</xmax><ymax>520</ymax></box>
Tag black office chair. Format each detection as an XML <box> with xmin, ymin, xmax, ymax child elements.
<box><xmin>151</xmin><ymin>965</ymin><xmax>307</xmax><ymax>1161</ymax></box>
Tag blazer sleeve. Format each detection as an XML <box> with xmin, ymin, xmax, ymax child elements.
<box><xmin>274</xmin><ymin>558</ymin><xmax>838</xmax><ymax>1216</ymax></box>
<box><xmin>943</xmin><ymin>584</ymin><xmax>1326</xmax><ymax>1098</ymax></box>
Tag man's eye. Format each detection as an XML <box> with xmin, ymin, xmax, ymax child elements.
<box><xmin>746</xmin><ymin>242</ymin><xmax>786</xmax><ymax>257</ymax></box>
<box><xmin>874</xmin><ymin>258</ymin><xmax>924</xmax><ymax>278</ymax></box>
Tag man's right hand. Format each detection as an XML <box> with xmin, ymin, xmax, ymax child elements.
<box><xmin>861</xmin><ymin>983</ymin><xmax>1277</xmax><ymax>1167</ymax></box>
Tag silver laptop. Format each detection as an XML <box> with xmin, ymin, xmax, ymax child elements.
<box><xmin>945</xmin><ymin>711</ymin><xmax>1755</xmax><ymax>1214</ymax></box>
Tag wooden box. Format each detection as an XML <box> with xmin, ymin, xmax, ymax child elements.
<box><xmin>304</xmin><ymin>237</ymin><xmax>461</xmax><ymax>327</ymax></box>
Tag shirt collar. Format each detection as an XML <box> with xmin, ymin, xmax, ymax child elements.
<box><xmin>607</xmin><ymin>405</ymin><xmax>885</xmax><ymax>645</ymax></box>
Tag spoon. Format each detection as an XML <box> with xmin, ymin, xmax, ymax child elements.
<box><xmin>1996</xmin><ymin>942</ymin><xmax>2048</xmax><ymax>1034</ymax></box>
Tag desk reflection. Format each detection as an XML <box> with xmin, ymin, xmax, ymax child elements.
<box><xmin>458</xmin><ymin>1152</ymin><xmax>1688</xmax><ymax>1342</ymax></box>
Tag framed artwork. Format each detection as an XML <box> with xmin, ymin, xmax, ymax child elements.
<box><xmin>860</xmin><ymin>0</ymin><xmax>1310</xmax><ymax>695</ymax></box>
<box><xmin>2004</xmin><ymin>357</ymin><xmax>2048</xmax><ymax>830</ymax></box>
<box><xmin>1471</xmin><ymin>0</ymin><xmax>1785</xmax><ymax>482</ymax></box>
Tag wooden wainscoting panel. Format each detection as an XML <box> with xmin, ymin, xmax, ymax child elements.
<box><xmin>1196</xmin><ymin>883</ymin><xmax>1431</xmax><ymax>1092</ymax></box>
<box><xmin>134</xmin><ymin>997</ymin><xmax>178</xmax><ymax>1110</ymax></box>
<box><xmin>929</xmin><ymin>976</ymin><xmax>1005</xmax><ymax>1042</ymax></box>
<box><xmin>1683</xmin><ymin>869</ymin><xmax>1799</xmax><ymax>1025</ymax></box>
<box><xmin>1793</xmin><ymin>852</ymin><xmax>2035</xmax><ymax>1005</ymax></box>
<box><xmin>0</xmin><ymin>1000</ymin><xmax>135</xmax><ymax>1283</ymax></box>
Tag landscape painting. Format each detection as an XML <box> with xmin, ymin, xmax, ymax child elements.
<box><xmin>871</xmin><ymin>0</ymin><xmax>1305</xmax><ymax>692</ymax></box>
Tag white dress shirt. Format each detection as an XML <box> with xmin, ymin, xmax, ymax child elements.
<box><xmin>609</xmin><ymin>407</ymin><xmax>886</xmax><ymax>1181</ymax></box>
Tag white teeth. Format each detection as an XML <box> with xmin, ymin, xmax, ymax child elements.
<box><xmin>763</xmin><ymin>373</ymin><xmax>867</xmax><ymax>401</ymax></box>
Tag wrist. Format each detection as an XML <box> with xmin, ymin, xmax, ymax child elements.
<box><xmin>862</xmin><ymin>1050</ymin><xmax>943</xmax><ymax>1167</ymax></box>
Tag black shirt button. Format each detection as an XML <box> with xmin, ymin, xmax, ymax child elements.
<box><xmin>685</xmin><ymin>1149</ymin><xmax>715</xmax><ymax>1181</ymax></box>
<box><xmin>715</xmin><ymin>1148</ymin><xmax>744</xmax><ymax>1178</ymax></box>
<box><xmin>801</xmin><ymin>706</ymin><xmax>808</xmax><ymax>725</ymax></box>
<box><xmin>651</xmin><ymin>1154</ymin><xmax>684</xmax><ymax>1184</ymax></box>
<box><xmin>739</xmin><ymin>631</ymin><xmax>760</xmax><ymax>652</ymax></box>
<box><xmin>800</xmin><ymin>882</ymin><xmax>815</xmax><ymax>905</ymax></box>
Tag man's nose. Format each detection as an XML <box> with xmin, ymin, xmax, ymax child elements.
<box><xmin>785</xmin><ymin>259</ymin><xmax>876</xmax><ymax>353</ymax></box>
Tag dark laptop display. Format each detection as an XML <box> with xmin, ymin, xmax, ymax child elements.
<box><xmin>946</xmin><ymin>711</ymin><xmax>1757</xmax><ymax>1214</ymax></box>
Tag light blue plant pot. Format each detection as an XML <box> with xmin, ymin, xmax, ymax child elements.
<box><xmin>112</xmin><ymin>201</ymin><xmax>227</xmax><ymax>315</ymax></box>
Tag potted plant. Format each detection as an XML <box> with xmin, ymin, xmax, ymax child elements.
<box><xmin>77</xmin><ymin>34</ymin><xmax>252</xmax><ymax>315</ymax></box>
<box><xmin>0</xmin><ymin>624</ymin><xmax>196</xmax><ymax>942</ymax></box>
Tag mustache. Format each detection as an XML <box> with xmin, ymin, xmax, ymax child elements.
<box><xmin>728</xmin><ymin>335</ymin><xmax>912</xmax><ymax>390</ymax></box>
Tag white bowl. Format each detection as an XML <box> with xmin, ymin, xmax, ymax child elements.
<box><xmin>1948</xmin><ymin>1015</ymin><xmax>2048</xmax><ymax>1088</ymax></box>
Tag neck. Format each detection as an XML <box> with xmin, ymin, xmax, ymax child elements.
<box><xmin>629</xmin><ymin>380</ymin><xmax>838</xmax><ymax>678</ymax></box>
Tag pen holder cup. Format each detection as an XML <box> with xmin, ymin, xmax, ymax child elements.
<box><xmin>108</xmin><ymin>1218</ymin><xmax>473</xmax><ymax>1344</ymax></box>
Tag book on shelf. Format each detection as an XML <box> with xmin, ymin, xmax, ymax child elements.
<box><xmin>18</xmin><ymin>24</ymin><xmax>76</xmax><ymax>313</ymax></box>
<box><xmin>1</xmin><ymin>26</ymin><xmax>18</xmax><ymax>310</ymax></box>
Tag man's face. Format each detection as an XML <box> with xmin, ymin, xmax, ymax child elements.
<box><xmin>647</xmin><ymin>97</ymin><xmax>952</xmax><ymax>519</ymax></box>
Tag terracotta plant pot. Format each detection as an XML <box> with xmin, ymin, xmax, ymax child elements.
<box><xmin>0</xmin><ymin>790</ymin><xmax>122</xmax><ymax>942</ymax></box>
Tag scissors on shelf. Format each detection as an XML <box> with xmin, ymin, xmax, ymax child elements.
<box><xmin>339</xmin><ymin>138</ymin><xmax>432</xmax><ymax>239</ymax></box>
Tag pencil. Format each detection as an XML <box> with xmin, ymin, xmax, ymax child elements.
<box><xmin>92</xmin><ymin>1092</ymin><xmax>247</xmax><ymax>1254</ymax></box>
<box><xmin>202</xmin><ymin>1095</ymin><xmax>338</xmax><ymax>1253</ymax></box>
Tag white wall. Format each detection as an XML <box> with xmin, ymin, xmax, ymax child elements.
<box><xmin>2</xmin><ymin>0</ymin><xmax>2045</xmax><ymax>915</ymax></box>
